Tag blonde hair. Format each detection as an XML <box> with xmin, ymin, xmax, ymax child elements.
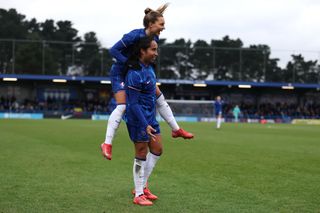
<box><xmin>143</xmin><ymin>3</ymin><xmax>169</xmax><ymax>28</ymax></box>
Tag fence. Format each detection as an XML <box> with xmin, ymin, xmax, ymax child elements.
<box><xmin>1</xmin><ymin>39</ymin><xmax>320</xmax><ymax>83</ymax></box>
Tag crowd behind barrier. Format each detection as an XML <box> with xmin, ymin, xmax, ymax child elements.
<box><xmin>1</xmin><ymin>95</ymin><xmax>319</xmax><ymax>119</ymax></box>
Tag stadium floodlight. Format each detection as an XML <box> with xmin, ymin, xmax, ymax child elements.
<box><xmin>238</xmin><ymin>84</ymin><xmax>251</xmax><ymax>88</ymax></box>
<box><xmin>52</xmin><ymin>79</ymin><xmax>67</xmax><ymax>83</ymax></box>
<box><xmin>193</xmin><ymin>83</ymin><xmax>207</xmax><ymax>87</ymax></box>
<box><xmin>3</xmin><ymin>78</ymin><xmax>18</xmax><ymax>81</ymax></box>
<box><xmin>282</xmin><ymin>85</ymin><xmax>294</xmax><ymax>90</ymax></box>
<box><xmin>100</xmin><ymin>80</ymin><xmax>111</xmax><ymax>84</ymax></box>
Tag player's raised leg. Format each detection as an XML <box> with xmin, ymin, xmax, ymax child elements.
<box><xmin>101</xmin><ymin>84</ymin><xmax>126</xmax><ymax>160</ymax></box>
<box><xmin>156</xmin><ymin>86</ymin><xmax>194</xmax><ymax>139</ymax></box>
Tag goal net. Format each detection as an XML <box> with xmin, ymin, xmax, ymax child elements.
<box><xmin>164</xmin><ymin>99</ymin><xmax>215</xmax><ymax>118</ymax></box>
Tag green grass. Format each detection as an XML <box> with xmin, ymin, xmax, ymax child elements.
<box><xmin>1</xmin><ymin>119</ymin><xmax>320</xmax><ymax>213</ymax></box>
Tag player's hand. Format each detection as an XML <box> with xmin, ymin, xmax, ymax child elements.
<box><xmin>146</xmin><ymin>125</ymin><xmax>156</xmax><ymax>140</ymax></box>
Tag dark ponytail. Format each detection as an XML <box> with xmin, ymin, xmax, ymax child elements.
<box><xmin>124</xmin><ymin>36</ymin><xmax>154</xmax><ymax>74</ymax></box>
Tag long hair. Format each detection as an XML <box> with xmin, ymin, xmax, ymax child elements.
<box><xmin>143</xmin><ymin>3</ymin><xmax>169</xmax><ymax>28</ymax></box>
<box><xmin>125</xmin><ymin>36</ymin><xmax>155</xmax><ymax>73</ymax></box>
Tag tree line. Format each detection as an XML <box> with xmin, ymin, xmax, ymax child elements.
<box><xmin>1</xmin><ymin>8</ymin><xmax>319</xmax><ymax>83</ymax></box>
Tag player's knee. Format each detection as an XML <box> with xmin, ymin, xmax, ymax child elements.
<box><xmin>150</xmin><ymin>147</ymin><xmax>162</xmax><ymax>156</ymax></box>
<box><xmin>135</xmin><ymin>145</ymin><xmax>148</xmax><ymax>159</ymax></box>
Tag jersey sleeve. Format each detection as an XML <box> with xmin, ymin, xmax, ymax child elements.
<box><xmin>109</xmin><ymin>40</ymin><xmax>128</xmax><ymax>64</ymax></box>
<box><xmin>109</xmin><ymin>29</ymin><xmax>140</xmax><ymax>64</ymax></box>
<box><xmin>121</xmin><ymin>29</ymin><xmax>141</xmax><ymax>47</ymax></box>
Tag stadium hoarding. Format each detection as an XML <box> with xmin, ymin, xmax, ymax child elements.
<box><xmin>0</xmin><ymin>112</ymin><xmax>310</xmax><ymax>124</ymax></box>
<box><xmin>92</xmin><ymin>114</ymin><xmax>110</xmax><ymax>120</ymax></box>
<box><xmin>92</xmin><ymin>114</ymin><xmax>198</xmax><ymax>122</ymax></box>
<box><xmin>0</xmin><ymin>113</ymin><xmax>43</xmax><ymax>119</ymax></box>
<box><xmin>292</xmin><ymin>119</ymin><xmax>320</xmax><ymax>125</ymax></box>
<box><xmin>170</xmin><ymin>116</ymin><xmax>198</xmax><ymax>122</ymax></box>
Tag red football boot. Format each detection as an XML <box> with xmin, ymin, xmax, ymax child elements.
<box><xmin>133</xmin><ymin>195</ymin><xmax>153</xmax><ymax>206</ymax></box>
<box><xmin>131</xmin><ymin>186</ymin><xmax>158</xmax><ymax>200</ymax></box>
<box><xmin>100</xmin><ymin>143</ymin><xmax>112</xmax><ymax>160</ymax></box>
<box><xmin>172</xmin><ymin>128</ymin><xmax>194</xmax><ymax>139</ymax></box>
<box><xmin>143</xmin><ymin>187</ymin><xmax>158</xmax><ymax>200</ymax></box>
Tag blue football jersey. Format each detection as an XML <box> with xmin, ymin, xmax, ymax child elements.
<box><xmin>125</xmin><ymin>63</ymin><xmax>157</xmax><ymax>127</ymax></box>
<box><xmin>214</xmin><ymin>100</ymin><xmax>223</xmax><ymax>114</ymax></box>
<box><xmin>110</xmin><ymin>28</ymin><xmax>159</xmax><ymax>65</ymax></box>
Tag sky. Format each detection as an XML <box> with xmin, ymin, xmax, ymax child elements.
<box><xmin>2</xmin><ymin>0</ymin><xmax>320</xmax><ymax>67</ymax></box>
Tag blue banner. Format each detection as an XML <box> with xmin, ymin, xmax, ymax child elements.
<box><xmin>92</xmin><ymin>114</ymin><xmax>110</xmax><ymax>120</ymax></box>
<box><xmin>0</xmin><ymin>113</ymin><xmax>43</xmax><ymax>119</ymax></box>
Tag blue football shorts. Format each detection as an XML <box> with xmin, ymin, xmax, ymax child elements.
<box><xmin>126</xmin><ymin>122</ymin><xmax>160</xmax><ymax>142</ymax></box>
<box><xmin>110</xmin><ymin>64</ymin><xmax>125</xmax><ymax>93</ymax></box>
<box><xmin>215</xmin><ymin>111</ymin><xmax>222</xmax><ymax>116</ymax></box>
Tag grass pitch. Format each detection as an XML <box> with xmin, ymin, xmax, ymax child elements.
<box><xmin>0</xmin><ymin>119</ymin><xmax>319</xmax><ymax>212</ymax></box>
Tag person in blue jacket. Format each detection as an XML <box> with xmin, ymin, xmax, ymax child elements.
<box><xmin>101</xmin><ymin>3</ymin><xmax>194</xmax><ymax>160</ymax></box>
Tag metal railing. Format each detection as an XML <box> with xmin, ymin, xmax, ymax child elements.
<box><xmin>1</xmin><ymin>39</ymin><xmax>320</xmax><ymax>83</ymax></box>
